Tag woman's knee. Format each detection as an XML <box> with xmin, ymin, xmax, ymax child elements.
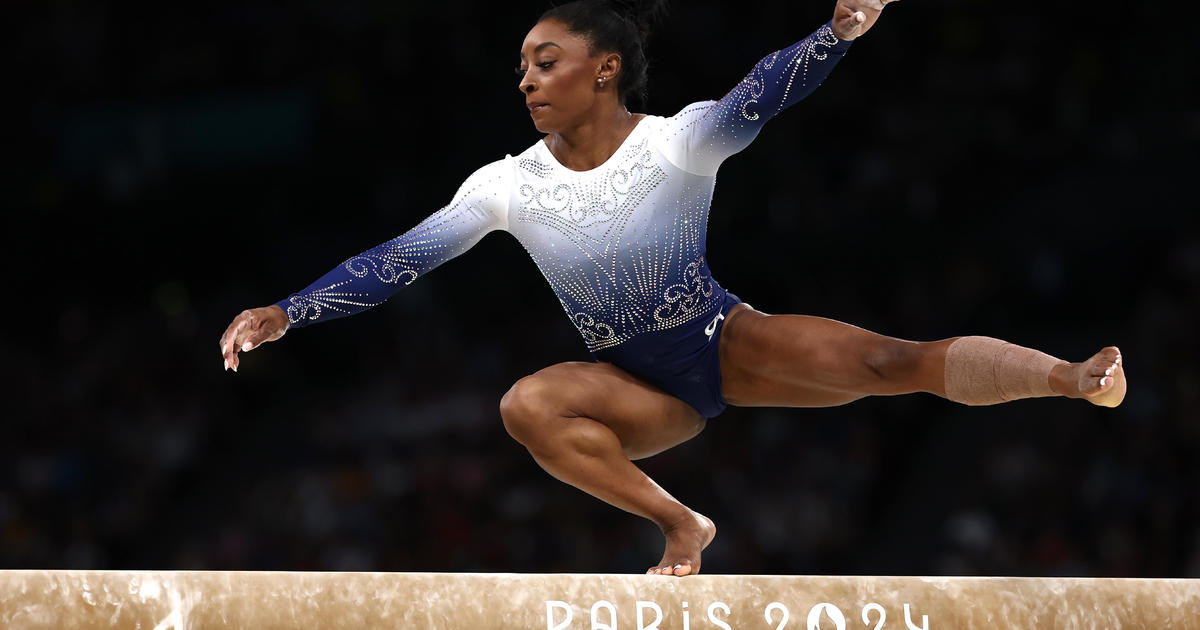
<box><xmin>499</xmin><ymin>376</ymin><xmax>542</xmax><ymax>439</ymax></box>
<box><xmin>500</xmin><ymin>366</ymin><xmax>584</xmax><ymax>443</ymax></box>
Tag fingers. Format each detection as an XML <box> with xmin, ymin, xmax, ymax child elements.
<box><xmin>836</xmin><ymin>12</ymin><xmax>865</xmax><ymax>40</ymax></box>
<box><xmin>221</xmin><ymin>307</ymin><xmax>290</xmax><ymax>372</ymax></box>
<box><xmin>220</xmin><ymin>315</ymin><xmax>249</xmax><ymax>372</ymax></box>
<box><xmin>239</xmin><ymin>322</ymin><xmax>279</xmax><ymax>355</ymax></box>
<box><xmin>834</xmin><ymin>0</ymin><xmax>898</xmax><ymax>39</ymax></box>
<box><xmin>220</xmin><ymin>310</ymin><xmax>265</xmax><ymax>372</ymax></box>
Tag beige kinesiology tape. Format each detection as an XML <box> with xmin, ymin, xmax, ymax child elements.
<box><xmin>944</xmin><ymin>336</ymin><xmax>1067</xmax><ymax>405</ymax></box>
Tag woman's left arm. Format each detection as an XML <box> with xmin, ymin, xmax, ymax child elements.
<box><xmin>658</xmin><ymin>0</ymin><xmax>899</xmax><ymax>176</ymax></box>
<box><xmin>832</xmin><ymin>0</ymin><xmax>898</xmax><ymax>42</ymax></box>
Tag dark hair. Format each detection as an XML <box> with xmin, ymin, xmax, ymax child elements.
<box><xmin>538</xmin><ymin>0</ymin><xmax>669</xmax><ymax>107</ymax></box>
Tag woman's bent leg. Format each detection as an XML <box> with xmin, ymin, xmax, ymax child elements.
<box><xmin>499</xmin><ymin>361</ymin><xmax>714</xmax><ymax>576</ymax></box>
<box><xmin>718</xmin><ymin>306</ymin><xmax>1125</xmax><ymax>408</ymax></box>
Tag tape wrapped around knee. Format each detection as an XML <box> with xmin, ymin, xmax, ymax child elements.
<box><xmin>944</xmin><ymin>336</ymin><xmax>1066</xmax><ymax>405</ymax></box>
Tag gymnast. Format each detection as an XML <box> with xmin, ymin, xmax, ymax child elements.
<box><xmin>219</xmin><ymin>0</ymin><xmax>1126</xmax><ymax>576</ymax></box>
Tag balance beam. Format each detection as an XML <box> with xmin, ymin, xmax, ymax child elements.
<box><xmin>1</xmin><ymin>572</ymin><xmax>1197</xmax><ymax>629</ymax></box>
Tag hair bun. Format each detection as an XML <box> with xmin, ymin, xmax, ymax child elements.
<box><xmin>605</xmin><ymin>0</ymin><xmax>668</xmax><ymax>38</ymax></box>
<box><xmin>538</xmin><ymin>0</ymin><xmax>671</xmax><ymax>107</ymax></box>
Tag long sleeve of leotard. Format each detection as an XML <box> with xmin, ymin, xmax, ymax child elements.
<box><xmin>275</xmin><ymin>159</ymin><xmax>511</xmax><ymax>327</ymax></box>
<box><xmin>656</xmin><ymin>21</ymin><xmax>852</xmax><ymax>176</ymax></box>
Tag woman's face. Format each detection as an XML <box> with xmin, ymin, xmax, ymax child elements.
<box><xmin>517</xmin><ymin>19</ymin><xmax>611</xmax><ymax>133</ymax></box>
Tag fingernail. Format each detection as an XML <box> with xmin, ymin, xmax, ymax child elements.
<box><xmin>224</xmin><ymin>360</ymin><xmax>229</xmax><ymax>371</ymax></box>
<box><xmin>674</xmin><ymin>564</ymin><xmax>683</xmax><ymax>569</ymax></box>
<box><xmin>1100</xmin><ymin>377</ymin><xmax>1107</xmax><ymax>387</ymax></box>
<box><xmin>242</xmin><ymin>342</ymin><xmax>253</xmax><ymax>352</ymax></box>
<box><xmin>1105</xmin><ymin>367</ymin><xmax>1112</xmax><ymax>376</ymax></box>
<box><xmin>232</xmin><ymin>363</ymin><xmax>238</xmax><ymax>373</ymax></box>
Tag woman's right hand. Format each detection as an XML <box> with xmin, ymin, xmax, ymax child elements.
<box><xmin>219</xmin><ymin>305</ymin><xmax>289</xmax><ymax>372</ymax></box>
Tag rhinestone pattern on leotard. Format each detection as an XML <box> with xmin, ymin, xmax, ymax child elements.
<box><xmin>276</xmin><ymin>23</ymin><xmax>852</xmax><ymax>353</ymax></box>
<box><xmin>508</xmin><ymin>131</ymin><xmax>719</xmax><ymax>351</ymax></box>
<box><xmin>278</xmin><ymin>165</ymin><xmax>510</xmax><ymax>324</ymax></box>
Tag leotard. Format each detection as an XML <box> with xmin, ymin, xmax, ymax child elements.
<box><xmin>276</xmin><ymin>23</ymin><xmax>852</xmax><ymax>416</ymax></box>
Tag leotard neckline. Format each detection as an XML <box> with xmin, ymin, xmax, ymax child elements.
<box><xmin>537</xmin><ymin>114</ymin><xmax>651</xmax><ymax>174</ymax></box>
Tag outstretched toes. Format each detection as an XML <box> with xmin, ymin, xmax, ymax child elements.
<box><xmin>1054</xmin><ymin>346</ymin><xmax>1126</xmax><ymax>407</ymax></box>
<box><xmin>1086</xmin><ymin>347</ymin><xmax>1126</xmax><ymax>408</ymax></box>
<box><xmin>645</xmin><ymin>512</ymin><xmax>715</xmax><ymax>577</ymax></box>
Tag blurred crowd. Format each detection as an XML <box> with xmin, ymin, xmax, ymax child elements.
<box><xmin>6</xmin><ymin>0</ymin><xmax>1197</xmax><ymax>576</ymax></box>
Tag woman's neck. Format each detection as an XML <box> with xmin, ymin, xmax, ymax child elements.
<box><xmin>545</xmin><ymin>106</ymin><xmax>643</xmax><ymax>172</ymax></box>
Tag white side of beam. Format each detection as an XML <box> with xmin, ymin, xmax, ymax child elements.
<box><xmin>0</xmin><ymin>572</ymin><xmax>1197</xmax><ymax>630</ymax></box>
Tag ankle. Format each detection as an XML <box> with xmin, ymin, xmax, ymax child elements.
<box><xmin>1049</xmin><ymin>362</ymin><xmax>1076</xmax><ymax>397</ymax></box>
<box><xmin>658</xmin><ymin>507</ymin><xmax>699</xmax><ymax>534</ymax></box>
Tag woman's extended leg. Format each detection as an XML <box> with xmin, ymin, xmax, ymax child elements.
<box><xmin>499</xmin><ymin>361</ymin><xmax>714</xmax><ymax>576</ymax></box>
<box><xmin>718</xmin><ymin>305</ymin><xmax>1126</xmax><ymax>408</ymax></box>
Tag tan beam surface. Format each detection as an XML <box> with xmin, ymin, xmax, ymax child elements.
<box><xmin>1</xmin><ymin>571</ymin><xmax>1198</xmax><ymax>629</ymax></box>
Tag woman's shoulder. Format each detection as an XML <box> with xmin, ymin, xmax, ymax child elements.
<box><xmin>649</xmin><ymin>101</ymin><xmax>722</xmax><ymax>138</ymax></box>
<box><xmin>671</xmin><ymin>101</ymin><xmax>720</xmax><ymax>117</ymax></box>
<box><xmin>646</xmin><ymin>101</ymin><xmax>719</xmax><ymax>141</ymax></box>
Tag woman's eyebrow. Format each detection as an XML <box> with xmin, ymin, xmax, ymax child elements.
<box><xmin>519</xmin><ymin>42</ymin><xmax>563</xmax><ymax>58</ymax></box>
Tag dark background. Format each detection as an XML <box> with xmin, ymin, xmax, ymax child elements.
<box><xmin>7</xmin><ymin>0</ymin><xmax>1197</xmax><ymax>576</ymax></box>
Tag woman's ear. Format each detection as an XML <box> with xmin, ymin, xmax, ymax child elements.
<box><xmin>597</xmin><ymin>52</ymin><xmax>622</xmax><ymax>85</ymax></box>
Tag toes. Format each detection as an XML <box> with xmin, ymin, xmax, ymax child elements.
<box><xmin>1079</xmin><ymin>377</ymin><xmax>1108</xmax><ymax>395</ymax></box>
<box><xmin>656</xmin><ymin>563</ymin><xmax>693</xmax><ymax>576</ymax></box>
<box><xmin>1090</xmin><ymin>363</ymin><xmax>1118</xmax><ymax>378</ymax></box>
<box><xmin>648</xmin><ymin>563</ymin><xmax>695</xmax><ymax>576</ymax></box>
<box><xmin>1086</xmin><ymin>347</ymin><xmax>1123</xmax><ymax>382</ymax></box>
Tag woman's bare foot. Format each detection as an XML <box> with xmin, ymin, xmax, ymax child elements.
<box><xmin>1050</xmin><ymin>346</ymin><xmax>1126</xmax><ymax>408</ymax></box>
<box><xmin>646</xmin><ymin>511</ymin><xmax>716</xmax><ymax>576</ymax></box>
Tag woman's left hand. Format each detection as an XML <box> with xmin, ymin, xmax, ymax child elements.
<box><xmin>832</xmin><ymin>0</ymin><xmax>899</xmax><ymax>41</ymax></box>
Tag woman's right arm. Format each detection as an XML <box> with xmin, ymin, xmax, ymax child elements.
<box><xmin>219</xmin><ymin>159</ymin><xmax>511</xmax><ymax>371</ymax></box>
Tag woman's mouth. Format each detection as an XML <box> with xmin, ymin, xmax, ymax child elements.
<box><xmin>527</xmin><ymin>102</ymin><xmax>549</xmax><ymax>114</ymax></box>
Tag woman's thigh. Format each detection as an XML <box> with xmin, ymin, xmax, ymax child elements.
<box><xmin>718</xmin><ymin>306</ymin><xmax>948</xmax><ymax>407</ymax></box>
<box><xmin>502</xmin><ymin>361</ymin><xmax>706</xmax><ymax>460</ymax></box>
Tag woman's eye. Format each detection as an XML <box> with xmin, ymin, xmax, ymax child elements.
<box><xmin>514</xmin><ymin>61</ymin><xmax>555</xmax><ymax>76</ymax></box>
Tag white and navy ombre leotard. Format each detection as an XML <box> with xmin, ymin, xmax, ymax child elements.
<box><xmin>276</xmin><ymin>23</ymin><xmax>851</xmax><ymax>416</ymax></box>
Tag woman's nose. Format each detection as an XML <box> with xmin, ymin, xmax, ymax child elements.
<box><xmin>518</xmin><ymin>75</ymin><xmax>535</xmax><ymax>94</ymax></box>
